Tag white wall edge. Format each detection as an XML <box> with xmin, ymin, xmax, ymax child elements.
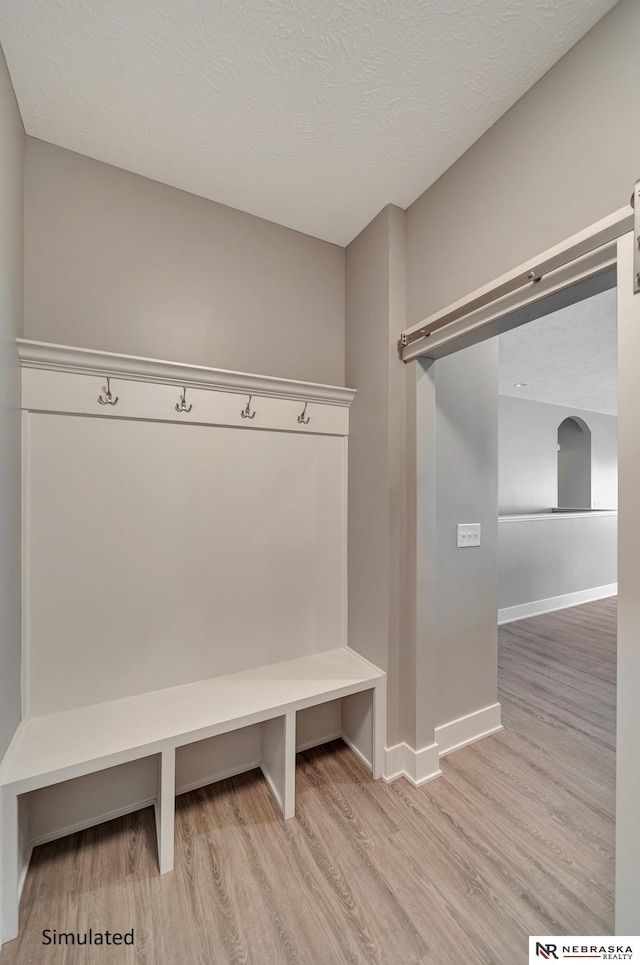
<box><xmin>435</xmin><ymin>703</ymin><xmax>503</xmax><ymax>758</ymax></box>
<box><xmin>17</xmin><ymin>339</ymin><xmax>356</xmax><ymax>407</ymax></box>
<box><xmin>0</xmin><ymin>723</ymin><xmax>25</xmax><ymax>786</ymax></box>
<box><xmin>260</xmin><ymin>766</ymin><xmax>284</xmax><ymax>813</ymax></box>
<box><xmin>17</xmin><ymin>846</ymin><xmax>32</xmax><ymax>904</ymax></box>
<box><xmin>498</xmin><ymin>583</ymin><xmax>617</xmax><ymax>625</ymax></box>
<box><xmin>382</xmin><ymin>742</ymin><xmax>442</xmax><ymax>787</ymax></box>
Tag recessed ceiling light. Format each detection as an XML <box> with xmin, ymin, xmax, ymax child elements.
<box><xmin>513</xmin><ymin>382</ymin><xmax>529</xmax><ymax>388</ymax></box>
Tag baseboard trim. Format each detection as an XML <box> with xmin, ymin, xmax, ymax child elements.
<box><xmin>175</xmin><ymin>761</ymin><xmax>261</xmax><ymax>797</ymax></box>
<box><xmin>30</xmin><ymin>798</ymin><xmax>156</xmax><ymax>848</ymax></box>
<box><xmin>296</xmin><ymin>732</ymin><xmax>343</xmax><ymax>754</ymax></box>
<box><xmin>435</xmin><ymin>703</ymin><xmax>503</xmax><ymax>758</ymax></box>
<box><xmin>383</xmin><ymin>742</ymin><xmax>441</xmax><ymax>787</ymax></box>
<box><xmin>498</xmin><ymin>583</ymin><xmax>617</xmax><ymax>625</ymax></box>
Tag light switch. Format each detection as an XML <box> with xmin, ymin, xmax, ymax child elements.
<box><xmin>457</xmin><ymin>523</ymin><xmax>481</xmax><ymax>547</ymax></box>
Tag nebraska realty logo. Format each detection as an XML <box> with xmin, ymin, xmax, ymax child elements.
<box><xmin>529</xmin><ymin>937</ymin><xmax>640</xmax><ymax>963</ymax></box>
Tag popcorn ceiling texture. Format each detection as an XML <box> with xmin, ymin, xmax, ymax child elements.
<box><xmin>0</xmin><ymin>0</ymin><xmax>618</xmax><ymax>244</ymax></box>
<box><xmin>499</xmin><ymin>288</ymin><xmax>618</xmax><ymax>416</ymax></box>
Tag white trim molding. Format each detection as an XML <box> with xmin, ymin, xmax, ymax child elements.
<box><xmin>499</xmin><ymin>511</ymin><xmax>618</xmax><ymax>523</ymax></box>
<box><xmin>17</xmin><ymin>339</ymin><xmax>356</xmax><ymax>407</ymax></box>
<box><xmin>18</xmin><ymin>847</ymin><xmax>32</xmax><ymax>904</ymax></box>
<box><xmin>29</xmin><ymin>799</ymin><xmax>156</xmax><ymax>849</ymax></box>
<box><xmin>498</xmin><ymin>583</ymin><xmax>618</xmax><ymax>625</ymax></box>
<box><xmin>383</xmin><ymin>742</ymin><xmax>441</xmax><ymax>787</ymax></box>
<box><xmin>18</xmin><ymin>340</ymin><xmax>355</xmax><ymax>436</ymax></box>
<box><xmin>435</xmin><ymin>703</ymin><xmax>503</xmax><ymax>758</ymax></box>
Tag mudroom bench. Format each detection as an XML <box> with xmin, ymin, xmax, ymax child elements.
<box><xmin>0</xmin><ymin>647</ymin><xmax>385</xmax><ymax>944</ymax></box>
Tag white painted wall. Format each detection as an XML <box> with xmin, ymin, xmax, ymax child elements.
<box><xmin>24</xmin><ymin>413</ymin><xmax>347</xmax><ymax>715</ymax></box>
<box><xmin>0</xmin><ymin>43</ymin><xmax>23</xmax><ymax>761</ymax></box>
<box><xmin>499</xmin><ymin>396</ymin><xmax>617</xmax><ymax>514</ymax></box>
<box><xmin>23</xmin><ymin>138</ymin><xmax>346</xmax><ymax>386</ymax></box>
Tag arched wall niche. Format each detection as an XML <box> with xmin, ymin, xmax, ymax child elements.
<box><xmin>557</xmin><ymin>416</ymin><xmax>592</xmax><ymax>509</ymax></box>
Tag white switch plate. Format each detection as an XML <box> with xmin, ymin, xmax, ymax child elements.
<box><xmin>457</xmin><ymin>523</ymin><xmax>481</xmax><ymax>547</ymax></box>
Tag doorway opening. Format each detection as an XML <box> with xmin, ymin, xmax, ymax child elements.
<box><xmin>496</xmin><ymin>282</ymin><xmax>618</xmax><ymax>624</ymax></box>
<box><xmin>402</xmin><ymin>206</ymin><xmax>638</xmax><ymax>931</ymax></box>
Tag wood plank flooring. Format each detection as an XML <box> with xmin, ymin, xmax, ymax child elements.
<box><xmin>1</xmin><ymin>598</ymin><xmax>616</xmax><ymax>964</ymax></box>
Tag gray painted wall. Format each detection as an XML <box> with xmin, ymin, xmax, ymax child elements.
<box><xmin>405</xmin><ymin>0</ymin><xmax>640</xmax><ymax>327</ymax></box>
<box><xmin>345</xmin><ymin>210</ymin><xmax>392</xmax><ymax>675</ymax></box>
<box><xmin>24</xmin><ymin>138</ymin><xmax>346</xmax><ymax>386</ymax></box>
<box><xmin>499</xmin><ymin>396</ymin><xmax>618</xmax><ymax>514</ymax></box>
<box><xmin>432</xmin><ymin>341</ymin><xmax>499</xmax><ymax>729</ymax></box>
<box><xmin>498</xmin><ymin>396</ymin><xmax>618</xmax><ymax>611</ymax></box>
<box><xmin>0</xmin><ymin>43</ymin><xmax>23</xmax><ymax>762</ymax></box>
<box><xmin>345</xmin><ymin>204</ymin><xmax>407</xmax><ymax>745</ymax></box>
<box><xmin>409</xmin><ymin>342</ymin><xmax>499</xmax><ymax>747</ymax></box>
<box><xmin>499</xmin><ymin>514</ymin><xmax>617</xmax><ymax>611</ymax></box>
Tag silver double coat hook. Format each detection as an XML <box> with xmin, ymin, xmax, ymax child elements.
<box><xmin>175</xmin><ymin>386</ymin><xmax>193</xmax><ymax>413</ymax></box>
<box><xmin>241</xmin><ymin>395</ymin><xmax>256</xmax><ymax>419</ymax></box>
<box><xmin>297</xmin><ymin>402</ymin><xmax>310</xmax><ymax>425</ymax></box>
<box><xmin>97</xmin><ymin>376</ymin><xmax>118</xmax><ymax>406</ymax></box>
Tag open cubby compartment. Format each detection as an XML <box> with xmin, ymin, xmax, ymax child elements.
<box><xmin>296</xmin><ymin>691</ymin><xmax>378</xmax><ymax>772</ymax></box>
<box><xmin>2</xmin><ymin>751</ymin><xmax>168</xmax><ymax>920</ymax></box>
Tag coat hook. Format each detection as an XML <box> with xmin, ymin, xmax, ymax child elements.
<box><xmin>297</xmin><ymin>401</ymin><xmax>310</xmax><ymax>425</ymax></box>
<box><xmin>175</xmin><ymin>386</ymin><xmax>193</xmax><ymax>413</ymax></box>
<box><xmin>98</xmin><ymin>376</ymin><xmax>118</xmax><ymax>406</ymax></box>
<box><xmin>241</xmin><ymin>395</ymin><xmax>256</xmax><ymax>419</ymax></box>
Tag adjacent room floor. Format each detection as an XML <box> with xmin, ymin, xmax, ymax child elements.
<box><xmin>1</xmin><ymin>598</ymin><xmax>616</xmax><ymax>965</ymax></box>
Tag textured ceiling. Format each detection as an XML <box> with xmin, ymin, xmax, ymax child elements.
<box><xmin>499</xmin><ymin>288</ymin><xmax>617</xmax><ymax>416</ymax></box>
<box><xmin>0</xmin><ymin>0</ymin><xmax>619</xmax><ymax>244</ymax></box>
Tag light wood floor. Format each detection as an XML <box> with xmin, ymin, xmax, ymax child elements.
<box><xmin>1</xmin><ymin>598</ymin><xmax>616</xmax><ymax>964</ymax></box>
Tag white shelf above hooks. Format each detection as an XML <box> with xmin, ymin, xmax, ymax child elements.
<box><xmin>17</xmin><ymin>340</ymin><xmax>356</xmax><ymax>436</ymax></box>
<box><xmin>17</xmin><ymin>340</ymin><xmax>356</xmax><ymax>406</ymax></box>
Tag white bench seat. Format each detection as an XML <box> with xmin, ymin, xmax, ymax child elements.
<box><xmin>0</xmin><ymin>647</ymin><xmax>385</xmax><ymax>945</ymax></box>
